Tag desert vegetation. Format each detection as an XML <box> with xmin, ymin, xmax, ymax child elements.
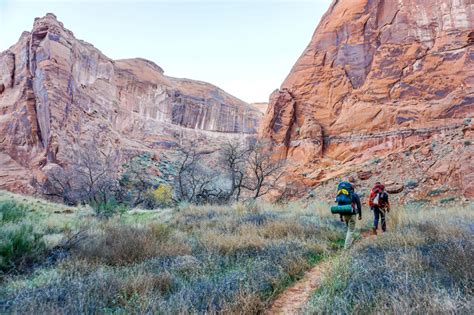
<box><xmin>0</xmin><ymin>190</ymin><xmax>345</xmax><ymax>313</ymax></box>
<box><xmin>304</xmin><ymin>203</ymin><xmax>474</xmax><ymax>314</ymax></box>
<box><xmin>0</xmin><ymin>190</ymin><xmax>472</xmax><ymax>314</ymax></box>
<box><xmin>40</xmin><ymin>139</ymin><xmax>285</xmax><ymax>213</ymax></box>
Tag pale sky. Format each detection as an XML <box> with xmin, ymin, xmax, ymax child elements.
<box><xmin>0</xmin><ymin>0</ymin><xmax>331</xmax><ymax>103</ymax></box>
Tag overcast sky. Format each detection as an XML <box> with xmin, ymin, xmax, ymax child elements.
<box><xmin>0</xmin><ymin>0</ymin><xmax>331</xmax><ymax>103</ymax></box>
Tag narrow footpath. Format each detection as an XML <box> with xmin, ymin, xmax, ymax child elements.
<box><xmin>265</xmin><ymin>259</ymin><xmax>333</xmax><ymax>315</ymax></box>
<box><xmin>266</xmin><ymin>231</ymin><xmax>373</xmax><ymax>314</ymax></box>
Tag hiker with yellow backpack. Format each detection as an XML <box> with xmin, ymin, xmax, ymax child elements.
<box><xmin>331</xmin><ymin>181</ymin><xmax>362</xmax><ymax>249</ymax></box>
<box><xmin>368</xmin><ymin>182</ymin><xmax>390</xmax><ymax>235</ymax></box>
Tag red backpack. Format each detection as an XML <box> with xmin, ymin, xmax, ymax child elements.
<box><xmin>369</xmin><ymin>183</ymin><xmax>385</xmax><ymax>207</ymax></box>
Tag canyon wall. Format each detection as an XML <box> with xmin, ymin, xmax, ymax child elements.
<box><xmin>0</xmin><ymin>14</ymin><xmax>262</xmax><ymax>192</ymax></box>
<box><xmin>260</xmin><ymin>0</ymin><xmax>473</xmax><ymax>199</ymax></box>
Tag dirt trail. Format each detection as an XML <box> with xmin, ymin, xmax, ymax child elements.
<box><xmin>266</xmin><ymin>231</ymin><xmax>374</xmax><ymax>314</ymax></box>
<box><xmin>265</xmin><ymin>259</ymin><xmax>333</xmax><ymax>315</ymax></box>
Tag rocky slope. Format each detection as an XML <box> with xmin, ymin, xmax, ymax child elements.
<box><xmin>0</xmin><ymin>14</ymin><xmax>262</xmax><ymax>193</ymax></box>
<box><xmin>260</xmin><ymin>0</ymin><xmax>473</xmax><ymax>199</ymax></box>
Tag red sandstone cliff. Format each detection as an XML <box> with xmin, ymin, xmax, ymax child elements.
<box><xmin>0</xmin><ymin>14</ymin><xmax>262</xmax><ymax>193</ymax></box>
<box><xmin>260</xmin><ymin>0</ymin><xmax>473</xmax><ymax>199</ymax></box>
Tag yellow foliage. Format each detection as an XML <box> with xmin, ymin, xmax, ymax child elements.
<box><xmin>153</xmin><ymin>184</ymin><xmax>173</xmax><ymax>207</ymax></box>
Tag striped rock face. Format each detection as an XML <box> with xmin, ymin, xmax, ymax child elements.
<box><xmin>260</xmin><ymin>0</ymin><xmax>473</xmax><ymax>198</ymax></box>
<box><xmin>0</xmin><ymin>14</ymin><xmax>262</xmax><ymax>193</ymax></box>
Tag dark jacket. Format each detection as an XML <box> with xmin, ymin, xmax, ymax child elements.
<box><xmin>352</xmin><ymin>192</ymin><xmax>362</xmax><ymax>216</ymax></box>
<box><xmin>372</xmin><ymin>191</ymin><xmax>389</xmax><ymax>210</ymax></box>
<box><xmin>339</xmin><ymin>192</ymin><xmax>362</xmax><ymax>218</ymax></box>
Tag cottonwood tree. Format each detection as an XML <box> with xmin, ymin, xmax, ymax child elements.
<box><xmin>173</xmin><ymin>142</ymin><xmax>227</xmax><ymax>204</ymax></box>
<box><xmin>120</xmin><ymin>156</ymin><xmax>156</xmax><ymax>207</ymax></box>
<box><xmin>219</xmin><ymin>140</ymin><xmax>249</xmax><ymax>201</ymax></box>
<box><xmin>42</xmin><ymin>143</ymin><xmax>120</xmax><ymax>209</ymax></box>
<box><xmin>220</xmin><ymin>139</ymin><xmax>286</xmax><ymax>200</ymax></box>
<box><xmin>241</xmin><ymin>140</ymin><xmax>286</xmax><ymax>199</ymax></box>
<box><xmin>41</xmin><ymin>165</ymin><xmax>77</xmax><ymax>205</ymax></box>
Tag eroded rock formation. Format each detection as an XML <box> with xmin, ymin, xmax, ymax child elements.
<box><xmin>250</xmin><ymin>102</ymin><xmax>268</xmax><ymax>114</ymax></box>
<box><xmin>260</xmin><ymin>0</ymin><xmax>473</xmax><ymax>199</ymax></box>
<box><xmin>0</xmin><ymin>14</ymin><xmax>262</xmax><ymax>192</ymax></box>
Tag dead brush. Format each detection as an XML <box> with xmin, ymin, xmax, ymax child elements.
<box><xmin>74</xmin><ymin>223</ymin><xmax>190</xmax><ymax>265</ymax></box>
<box><xmin>224</xmin><ymin>289</ymin><xmax>266</xmax><ymax>314</ymax></box>
<box><xmin>200</xmin><ymin>225</ymin><xmax>266</xmax><ymax>255</ymax></box>
<box><xmin>260</xmin><ymin>219</ymin><xmax>337</xmax><ymax>243</ymax></box>
<box><xmin>117</xmin><ymin>271</ymin><xmax>174</xmax><ymax>304</ymax></box>
<box><xmin>260</xmin><ymin>220</ymin><xmax>306</xmax><ymax>239</ymax></box>
<box><xmin>283</xmin><ymin>256</ymin><xmax>310</xmax><ymax>279</ymax></box>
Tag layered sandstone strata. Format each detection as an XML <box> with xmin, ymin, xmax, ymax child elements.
<box><xmin>0</xmin><ymin>14</ymin><xmax>262</xmax><ymax>192</ymax></box>
<box><xmin>260</xmin><ymin>0</ymin><xmax>473</xmax><ymax>198</ymax></box>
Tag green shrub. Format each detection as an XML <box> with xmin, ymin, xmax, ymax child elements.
<box><xmin>440</xmin><ymin>197</ymin><xmax>456</xmax><ymax>204</ymax></box>
<box><xmin>91</xmin><ymin>199</ymin><xmax>127</xmax><ymax>218</ymax></box>
<box><xmin>408</xmin><ymin>199</ymin><xmax>430</xmax><ymax>205</ymax></box>
<box><xmin>464</xmin><ymin>140</ymin><xmax>471</xmax><ymax>146</ymax></box>
<box><xmin>176</xmin><ymin>201</ymin><xmax>191</xmax><ymax>211</ymax></box>
<box><xmin>0</xmin><ymin>200</ymin><xmax>27</xmax><ymax>223</ymax></box>
<box><xmin>0</xmin><ymin>223</ymin><xmax>46</xmax><ymax>272</ymax></box>
<box><xmin>371</xmin><ymin>157</ymin><xmax>381</xmax><ymax>164</ymax></box>
<box><xmin>405</xmin><ymin>179</ymin><xmax>418</xmax><ymax>188</ymax></box>
<box><xmin>428</xmin><ymin>188</ymin><xmax>446</xmax><ymax>196</ymax></box>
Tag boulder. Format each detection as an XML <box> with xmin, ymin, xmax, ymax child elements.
<box><xmin>357</xmin><ymin>170</ymin><xmax>372</xmax><ymax>181</ymax></box>
<box><xmin>386</xmin><ymin>184</ymin><xmax>404</xmax><ymax>194</ymax></box>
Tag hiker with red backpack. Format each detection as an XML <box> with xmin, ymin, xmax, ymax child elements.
<box><xmin>368</xmin><ymin>182</ymin><xmax>390</xmax><ymax>234</ymax></box>
<box><xmin>331</xmin><ymin>181</ymin><xmax>362</xmax><ymax>249</ymax></box>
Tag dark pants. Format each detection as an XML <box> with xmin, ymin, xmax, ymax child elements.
<box><xmin>372</xmin><ymin>207</ymin><xmax>386</xmax><ymax>232</ymax></box>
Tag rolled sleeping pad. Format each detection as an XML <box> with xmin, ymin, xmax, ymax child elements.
<box><xmin>331</xmin><ymin>204</ymin><xmax>354</xmax><ymax>214</ymax></box>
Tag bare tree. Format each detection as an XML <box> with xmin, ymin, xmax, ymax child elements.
<box><xmin>41</xmin><ymin>165</ymin><xmax>77</xmax><ymax>205</ymax></box>
<box><xmin>220</xmin><ymin>140</ymin><xmax>249</xmax><ymax>201</ymax></box>
<box><xmin>219</xmin><ymin>139</ymin><xmax>287</xmax><ymax>200</ymax></box>
<box><xmin>42</xmin><ymin>139</ymin><xmax>287</xmax><ymax>207</ymax></box>
<box><xmin>120</xmin><ymin>157</ymin><xmax>153</xmax><ymax>207</ymax></box>
<box><xmin>41</xmin><ymin>143</ymin><xmax>120</xmax><ymax>209</ymax></box>
<box><xmin>174</xmin><ymin>143</ymin><xmax>200</xmax><ymax>202</ymax></box>
<box><xmin>173</xmin><ymin>142</ymin><xmax>227</xmax><ymax>204</ymax></box>
<box><xmin>72</xmin><ymin>146</ymin><xmax>118</xmax><ymax>205</ymax></box>
<box><xmin>241</xmin><ymin>140</ymin><xmax>286</xmax><ymax>199</ymax></box>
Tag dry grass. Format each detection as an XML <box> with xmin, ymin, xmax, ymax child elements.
<box><xmin>200</xmin><ymin>225</ymin><xmax>267</xmax><ymax>255</ymax></box>
<box><xmin>114</xmin><ymin>271</ymin><xmax>174</xmax><ymax>305</ymax></box>
<box><xmin>5</xmin><ymin>188</ymin><xmax>468</xmax><ymax>314</ymax></box>
<box><xmin>224</xmin><ymin>289</ymin><xmax>267</xmax><ymax>314</ymax></box>
<box><xmin>304</xmin><ymin>202</ymin><xmax>474</xmax><ymax>315</ymax></box>
<box><xmin>74</xmin><ymin>222</ymin><xmax>191</xmax><ymax>265</ymax></box>
<box><xmin>0</xmin><ymin>194</ymin><xmax>345</xmax><ymax>313</ymax></box>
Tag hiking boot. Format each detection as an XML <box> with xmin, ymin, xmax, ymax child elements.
<box><xmin>372</xmin><ymin>228</ymin><xmax>377</xmax><ymax>235</ymax></box>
